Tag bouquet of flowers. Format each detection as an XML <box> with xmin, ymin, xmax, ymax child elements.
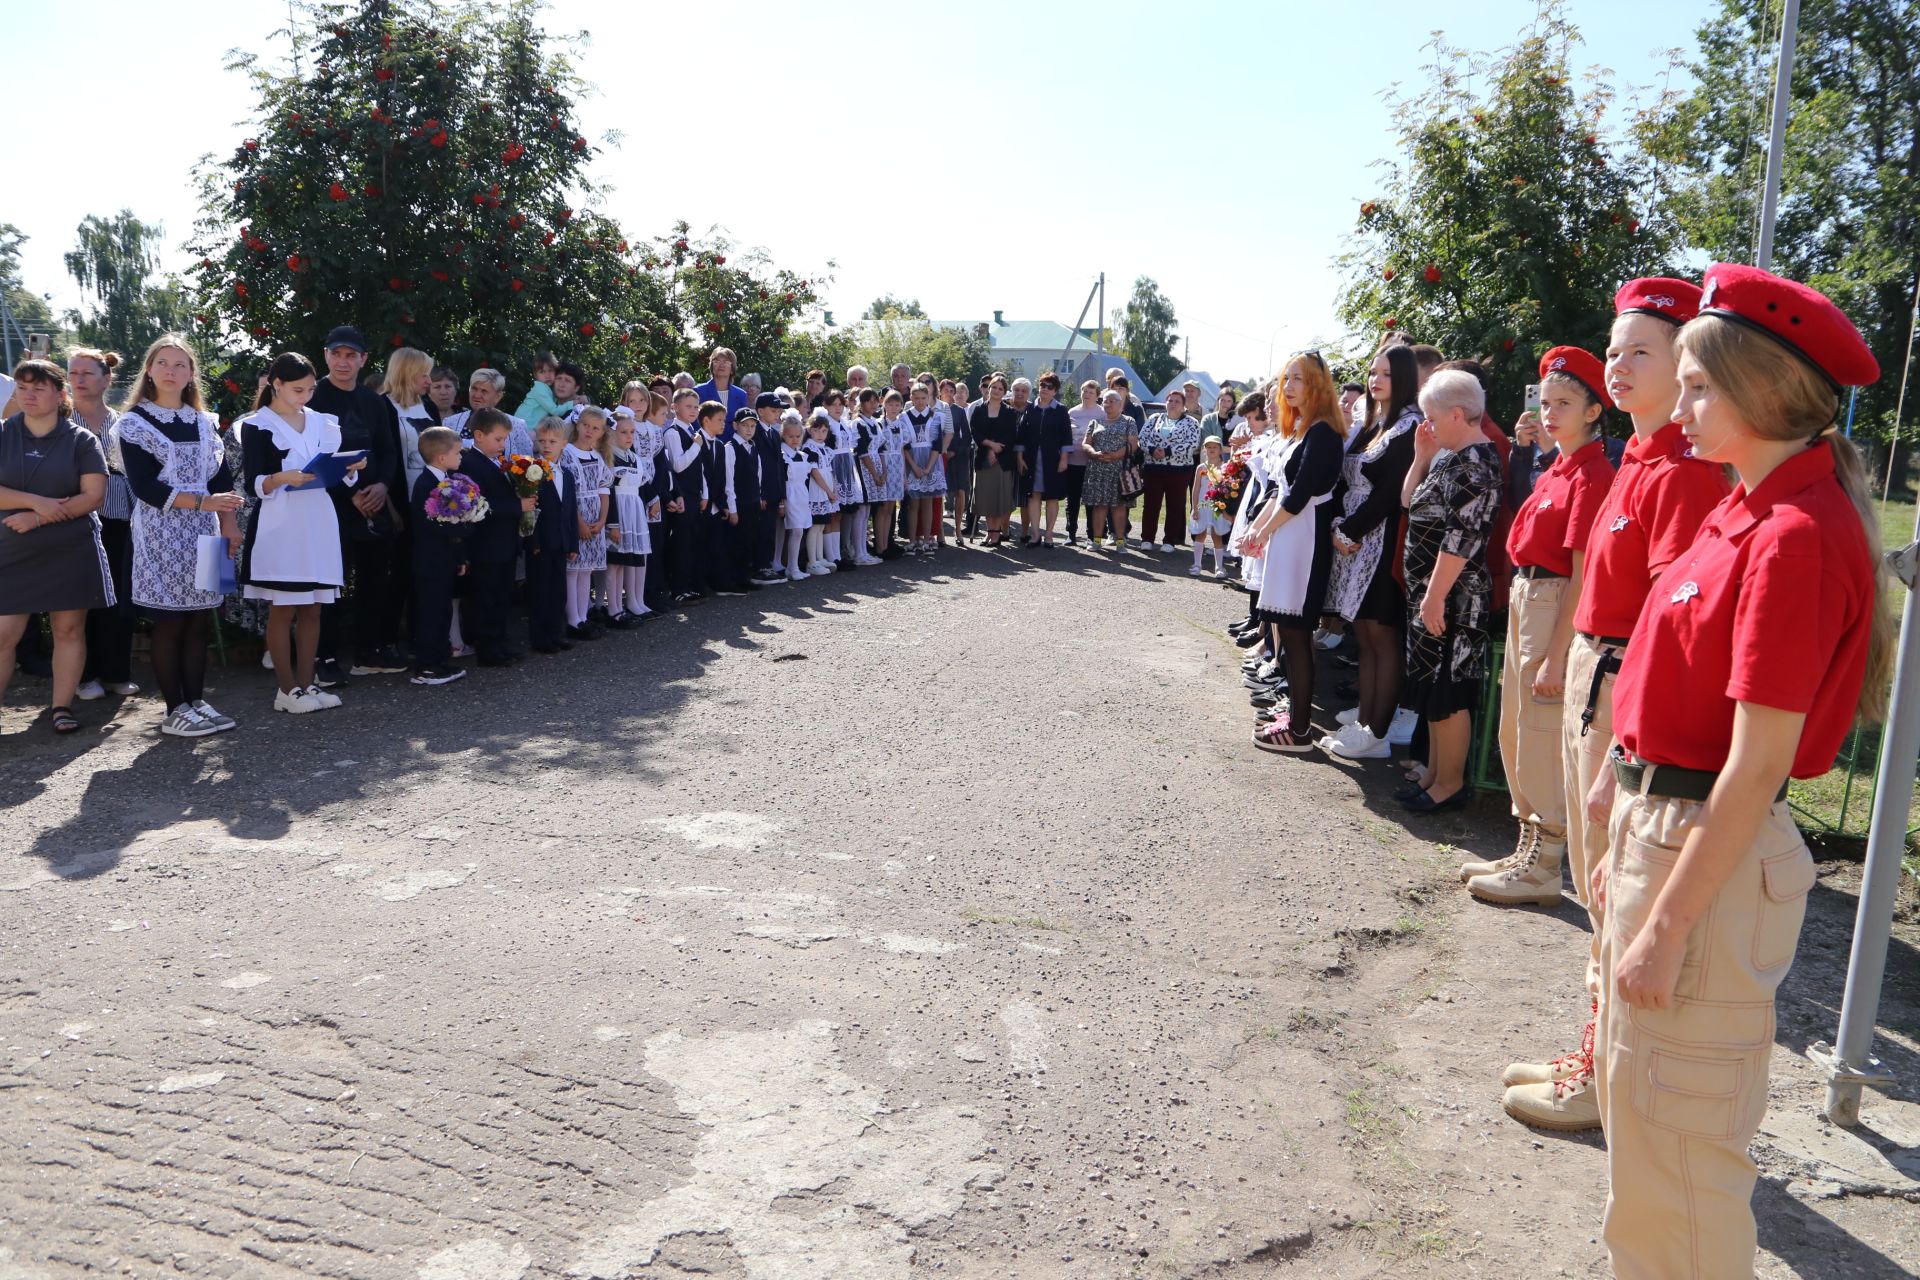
<box><xmin>1204</xmin><ymin>456</ymin><xmax>1248</xmax><ymax>518</ymax></box>
<box><xmin>502</xmin><ymin>453</ymin><xmax>554</xmax><ymax>535</ymax></box>
<box><xmin>422</xmin><ymin>472</ymin><xmax>488</xmax><ymax>530</ymax></box>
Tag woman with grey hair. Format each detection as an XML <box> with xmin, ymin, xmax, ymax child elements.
<box><xmin>1079</xmin><ymin>389</ymin><xmax>1139</xmax><ymax>548</ymax></box>
<box><xmin>1396</xmin><ymin>369</ymin><xmax>1502</xmax><ymax>813</ymax></box>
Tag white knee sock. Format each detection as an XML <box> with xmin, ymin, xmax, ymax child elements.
<box><xmin>785</xmin><ymin>529</ymin><xmax>805</xmax><ymax>577</ymax></box>
<box><xmin>1192</xmin><ymin>542</ymin><xmax>1204</xmax><ymax>569</ymax></box>
<box><xmin>827</xmin><ymin>531</ymin><xmax>841</xmax><ymax>561</ymax></box>
<box><xmin>848</xmin><ymin>507</ymin><xmax>869</xmax><ymax>557</ymax></box>
<box><xmin>806</xmin><ymin>526</ymin><xmax>823</xmax><ymax>566</ymax></box>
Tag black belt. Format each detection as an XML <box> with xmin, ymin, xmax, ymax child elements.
<box><xmin>1578</xmin><ymin>631</ymin><xmax>1632</xmax><ymax>647</ymax></box>
<box><xmin>1610</xmin><ymin>746</ymin><xmax>1787</xmax><ymax>804</ymax></box>
<box><xmin>1579</xmin><ymin>636</ymin><xmax>1626</xmax><ymax>737</ymax></box>
<box><xmin>1513</xmin><ymin>565</ymin><xmax>1567</xmax><ymax>580</ymax></box>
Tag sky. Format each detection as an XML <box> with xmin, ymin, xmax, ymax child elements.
<box><xmin>7</xmin><ymin>0</ymin><xmax>1723</xmax><ymax>383</ymax></box>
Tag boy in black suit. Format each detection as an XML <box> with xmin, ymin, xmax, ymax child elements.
<box><xmin>696</xmin><ymin>401</ymin><xmax>741</xmax><ymax>595</ymax></box>
<box><xmin>408</xmin><ymin>427</ymin><xmax>469</xmax><ymax>685</ymax></box>
<box><xmin>661</xmin><ymin>389</ymin><xmax>707</xmax><ymax>603</ymax></box>
<box><xmin>751</xmin><ymin>393</ymin><xmax>789</xmax><ymax>580</ymax></box>
<box><xmin>727</xmin><ymin>409</ymin><xmax>775</xmax><ymax>589</ymax></box>
<box><xmin>525</xmin><ymin>420</ymin><xmax>579</xmax><ymax>654</ymax></box>
<box><xmin>457</xmin><ymin>409</ymin><xmax>529</xmax><ymax>666</ymax></box>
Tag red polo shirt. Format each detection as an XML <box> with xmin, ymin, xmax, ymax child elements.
<box><xmin>1506</xmin><ymin>439</ymin><xmax>1615</xmax><ymax>576</ymax></box>
<box><xmin>1612</xmin><ymin>440</ymin><xmax>1874</xmax><ymax>778</ymax></box>
<box><xmin>1573</xmin><ymin>422</ymin><xmax>1729</xmax><ymax>639</ymax></box>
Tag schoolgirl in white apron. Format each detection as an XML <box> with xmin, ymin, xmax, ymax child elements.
<box><xmin>237</xmin><ymin>406</ymin><xmax>349</xmax><ymax>605</ymax></box>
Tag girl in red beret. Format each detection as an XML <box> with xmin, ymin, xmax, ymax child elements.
<box><xmin>1468</xmin><ymin>347</ymin><xmax>1616</xmax><ymax>907</ymax></box>
<box><xmin>1593</xmin><ymin>264</ymin><xmax>1889</xmax><ymax>1279</ymax></box>
<box><xmin>1497</xmin><ymin>278</ymin><xmax>1729</xmax><ymax>1137</ymax></box>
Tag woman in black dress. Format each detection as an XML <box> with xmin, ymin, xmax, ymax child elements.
<box><xmin>1398</xmin><ymin>369</ymin><xmax>1504</xmax><ymax>811</ymax></box>
<box><xmin>970</xmin><ymin>377</ymin><xmax>1018</xmax><ymax>547</ymax></box>
<box><xmin>0</xmin><ymin>360</ymin><xmax>113</xmax><ymax>733</ymax></box>
<box><xmin>1242</xmin><ymin>354</ymin><xmax>1347</xmax><ymax>754</ymax></box>
<box><xmin>1019</xmin><ymin>372</ymin><xmax>1074</xmax><ymax>546</ymax></box>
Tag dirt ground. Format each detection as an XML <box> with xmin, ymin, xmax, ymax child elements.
<box><xmin>0</xmin><ymin>544</ymin><xmax>1914</xmax><ymax>1278</ymax></box>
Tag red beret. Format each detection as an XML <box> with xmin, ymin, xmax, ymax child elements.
<box><xmin>1698</xmin><ymin>262</ymin><xmax>1879</xmax><ymax>388</ymax></box>
<box><xmin>1614</xmin><ymin>277</ymin><xmax>1702</xmax><ymax>326</ymax></box>
<box><xmin>1539</xmin><ymin>345</ymin><xmax>1613</xmax><ymax>410</ymax></box>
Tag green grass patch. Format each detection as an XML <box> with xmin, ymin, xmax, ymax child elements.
<box><xmin>960</xmin><ymin>909</ymin><xmax>1070</xmax><ymax>933</ymax></box>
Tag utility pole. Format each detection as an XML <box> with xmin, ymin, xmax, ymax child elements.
<box><xmin>1755</xmin><ymin>0</ymin><xmax>1800</xmax><ymax>271</ymax></box>
<box><xmin>1097</xmin><ymin>273</ymin><xmax>1106</xmax><ymax>355</ymax></box>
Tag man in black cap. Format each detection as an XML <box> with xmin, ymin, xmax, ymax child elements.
<box><xmin>308</xmin><ymin>325</ymin><xmax>409</xmax><ymax>686</ymax></box>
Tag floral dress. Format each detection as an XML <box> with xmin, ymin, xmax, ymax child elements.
<box><xmin>565</xmin><ymin>444</ymin><xmax>612</xmax><ymax>572</ymax></box>
<box><xmin>1081</xmin><ymin>418</ymin><xmax>1136</xmax><ymax>508</ymax></box>
<box><xmin>869</xmin><ymin>414</ymin><xmax>908</xmax><ymax>503</ymax></box>
<box><xmin>904</xmin><ymin>408</ymin><xmax>946</xmax><ymax>497</ymax></box>
<box><xmin>1403</xmin><ymin>442</ymin><xmax>1504</xmax><ymax>720</ymax></box>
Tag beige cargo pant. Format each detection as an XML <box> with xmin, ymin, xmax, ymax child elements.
<box><xmin>1594</xmin><ymin>789</ymin><xmax>1816</xmax><ymax>1280</ymax></box>
<box><xmin>1498</xmin><ymin>576</ymin><xmax>1569</xmax><ymax>838</ymax></box>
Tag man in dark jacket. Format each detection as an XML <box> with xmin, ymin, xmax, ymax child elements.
<box><xmin>309</xmin><ymin>325</ymin><xmax>408</xmax><ymax>685</ymax></box>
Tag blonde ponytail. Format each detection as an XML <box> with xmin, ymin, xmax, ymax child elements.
<box><xmin>1827</xmin><ymin>430</ymin><xmax>1896</xmax><ymax>722</ymax></box>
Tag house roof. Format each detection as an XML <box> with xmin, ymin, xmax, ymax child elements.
<box><xmin>932</xmin><ymin>318</ymin><xmax>1100</xmax><ymax>356</ymax></box>
<box><xmin>1063</xmin><ymin>352</ymin><xmax>1161</xmax><ymax>399</ymax></box>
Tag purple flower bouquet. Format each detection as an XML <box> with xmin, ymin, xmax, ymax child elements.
<box><xmin>424</xmin><ymin>472</ymin><xmax>490</xmax><ymax>528</ymax></box>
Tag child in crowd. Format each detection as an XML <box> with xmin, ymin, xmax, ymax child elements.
<box><xmin>821</xmin><ymin>391</ymin><xmax>858</xmax><ymax>568</ymax></box>
<box><xmin>779</xmin><ymin>412</ymin><xmax>832</xmax><ymax>582</ymax></box>
<box><xmin>1189</xmin><ymin>436</ymin><xmax>1233</xmax><ymax>578</ymax></box>
<box><xmin>663</xmin><ymin>388</ymin><xmax>706</xmax><ymax>603</ymax></box>
<box><xmin>639</xmin><ymin>389</ymin><xmax>673</xmax><ymax>610</ymax></box>
<box><xmin>846</xmin><ymin>388</ymin><xmax>883</xmax><ymax>566</ymax></box>
<box><xmin>457</xmin><ymin>409</ymin><xmax>529</xmax><ymax>666</ymax></box>
<box><xmin>729</xmin><ymin>408</ymin><xmax>780</xmax><ymax>588</ymax></box>
<box><xmin>865</xmin><ymin>389</ymin><xmax>907</xmax><ymax>559</ymax></box>
<box><xmin>238</xmin><ymin>352</ymin><xmax>362</xmax><ymax>714</ymax></box>
<box><xmin>564</xmin><ymin>407</ymin><xmax>613</xmax><ymax>639</ymax></box>
<box><xmin>513</xmin><ymin>351</ymin><xmax>560</xmax><ymax>424</ymax></box>
<box><xmin>695</xmin><ymin>401</ymin><xmax>742</xmax><ymax>596</ymax></box>
<box><xmin>525</xmin><ymin>418</ymin><xmax>577</xmax><ymax>654</ymax></box>
<box><xmin>408</xmin><ymin>425</ymin><xmax>468</xmax><ymax>685</ymax></box>
<box><xmin>604</xmin><ymin>409</ymin><xmax>654</xmax><ymax>628</ymax></box>
<box><xmin>903</xmin><ymin>382</ymin><xmax>947</xmax><ymax>556</ymax></box>
<box><xmin>803</xmin><ymin>411</ymin><xmax>840</xmax><ymax>574</ymax></box>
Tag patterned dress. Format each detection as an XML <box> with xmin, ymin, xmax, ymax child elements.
<box><xmin>1403</xmin><ymin>442</ymin><xmax>1504</xmax><ymax>720</ymax></box>
<box><xmin>565</xmin><ymin>444</ymin><xmax>612</xmax><ymax>572</ymax></box>
<box><xmin>869</xmin><ymin>414</ymin><xmax>908</xmax><ymax>503</ymax></box>
<box><xmin>805</xmin><ymin>441</ymin><xmax>839</xmax><ymax>517</ymax></box>
<box><xmin>1081</xmin><ymin>418</ymin><xmax>1136</xmax><ymax>508</ymax></box>
<box><xmin>904</xmin><ymin>408</ymin><xmax>946</xmax><ymax>497</ymax></box>
<box><xmin>827</xmin><ymin>414</ymin><xmax>865</xmax><ymax>506</ymax></box>
<box><xmin>608</xmin><ymin>445</ymin><xmax>653</xmax><ymax>562</ymax></box>
<box><xmin>118</xmin><ymin>404</ymin><xmax>229</xmax><ymax>613</ymax></box>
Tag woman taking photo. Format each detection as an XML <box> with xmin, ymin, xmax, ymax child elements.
<box><xmin>1242</xmin><ymin>355</ymin><xmax>1345</xmax><ymax>754</ymax></box>
<box><xmin>1470</xmin><ymin>347</ymin><xmax>1616</xmax><ymax>907</ymax></box>
<box><xmin>1592</xmin><ymin>264</ymin><xmax>1884</xmax><ymax>1280</ymax></box>
<box><xmin>1321</xmin><ymin>344</ymin><xmax>1422</xmax><ymax>760</ymax></box>
<box><xmin>1395</xmin><ymin>369</ymin><xmax>1502</xmax><ymax>810</ymax></box>
<box><xmin>67</xmin><ymin>347</ymin><xmax>138</xmax><ymax>702</ymax></box>
<box><xmin>117</xmin><ymin>334</ymin><xmax>243</xmax><ymax>738</ymax></box>
<box><xmin>1079</xmin><ymin>390</ymin><xmax>1137</xmax><ymax>549</ymax></box>
<box><xmin>970</xmin><ymin>376</ymin><xmax>1018</xmax><ymax>547</ymax></box>
<box><xmin>0</xmin><ymin>360</ymin><xmax>114</xmax><ymax>733</ymax></box>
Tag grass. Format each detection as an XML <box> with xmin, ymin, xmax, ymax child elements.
<box><xmin>959</xmin><ymin>909</ymin><xmax>1070</xmax><ymax>933</ymax></box>
<box><xmin>1876</xmin><ymin>496</ymin><xmax>1916</xmax><ymax>560</ymax></box>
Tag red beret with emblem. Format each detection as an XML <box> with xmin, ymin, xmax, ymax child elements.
<box><xmin>1538</xmin><ymin>345</ymin><xmax>1613</xmax><ymax>410</ymax></box>
<box><xmin>1614</xmin><ymin>276</ymin><xmax>1702</xmax><ymax>326</ymax></box>
<box><xmin>1698</xmin><ymin>262</ymin><xmax>1879</xmax><ymax>389</ymax></box>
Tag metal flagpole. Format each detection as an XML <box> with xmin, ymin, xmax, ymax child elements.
<box><xmin>1754</xmin><ymin>0</ymin><xmax>1799</xmax><ymax>272</ymax></box>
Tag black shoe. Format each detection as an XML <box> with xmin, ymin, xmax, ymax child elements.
<box><xmin>1335</xmin><ymin>680</ymin><xmax>1358</xmax><ymax>699</ymax></box>
<box><xmin>714</xmin><ymin>586</ymin><xmax>748</xmax><ymax>597</ymax></box>
<box><xmin>1234</xmin><ymin>630</ymin><xmax>1262</xmax><ymax>648</ymax></box>
<box><xmin>477</xmin><ymin>651</ymin><xmax>516</xmax><ymax>668</ymax></box>
<box><xmin>605</xmin><ymin>612</ymin><xmax>638</xmax><ymax>631</ymax></box>
<box><xmin>1250</xmin><ymin>691</ymin><xmax>1283</xmax><ymax>708</ymax></box>
<box><xmin>531</xmin><ymin>644</ymin><xmax>565</xmax><ymax>655</ymax></box>
<box><xmin>880</xmin><ymin>544</ymin><xmax>906</xmax><ymax>560</ymax></box>
<box><xmin>314</xmin><ymin>659</ymin><xmax>350</xmax><ymax>688</ymax></box>
<box><xmin>349</xmin><ymin>646</ymin><xmax>410</xmax><ymax>676</ymax></box>
<box><xmin>1400</xmin><ymin>786</ymin><xmax>1474</xmax><ymax>814</ymax></box>
<box><xmin>410</xmin><ymin>666</ymin><xmax>467</xmax><ymax>686</ymax></box>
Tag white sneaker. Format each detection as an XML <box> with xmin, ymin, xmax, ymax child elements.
<box><xmin>306</xmin><ymin>684</ymin><xmax>342</xmax><ymax>710</ymax></box>
<box><xmin>815</xmin><ymin>560</ymin><xmax>837</xmax><ymax>574</ymax></box>
<box><xmin>1158</xmin><ymin>542</ymin><xmax>1175</xmax><ymax>553</ymax></box>
<box><xmin>1326</xmin><ymin>725</ymin><xmax>1392</xmax><ymax>760</ymax></box>
<box><xmin>161</xmin><ymin>705</ymin><xmax>219</xmax><ymax>737</ymax></box>
<box><xmin>1336</xmin><ymin>706</ymin><xmax>1362</xmax><ymax>726</ymax></box>
<box><xmin>261</xmin><ymin>651</ymin><xmax>274</xmax><ymax>671</ymax></box>
<box><xmin>808</xmin><ymin>563</ymin><xmax>834</xmax><ymax>576</ymax></box>
<box><xmin>1257</xmin><ymin>660</ymin><xmax>1279</xmax><ymax>681</ymax></box>
<box><xmin>786</xmin><ymin>571</ymin><xmax>808</xmax><ymax>583</ymax></box>
<box><xmin>855</xmin><ymin>555</ymin><xmax>883</xmax><ymax>567</ymax></box>
<box><xmin>191</xmin><ymin>700</ymin><xmax>237</xmax><ymax>732</ymax></box>
<box><xmin>1314</xmin><ymin>629</ymin><xmax>1343</xmax><ymax>651</ymax></box>
<box><xmin>74</xmin><ymin>679</ymin><xmax>106</xmax><ymax>701</ymax></box>
<box><xmin>1387</xmin><ymin>706</ymin><xmax>1418</xmax><ymax>747</ymax></box>
<box><xmin>274</xmin><ymin>686</ymin><xmax>323</xmax><ymax>714</ymax></box>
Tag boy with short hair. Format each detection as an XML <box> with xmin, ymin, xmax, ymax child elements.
<box><xmin>661</xmin><ymin>388</ymin><xmax>708</xmax><ymax>603</ymax></box>
<box><xmin>697</xmin><ymin>402</ymin><xmax>741</xmax><ymax>595</ymax></box>
<box><xmin>409</xmin><ymin>426</ymin><xmax>469</xmax><ymax>686</ymax></box>
<box><xmin>525</xmin><ymin>419</ymin><xmax>579</xmax><ymax>654</ymax></box>
<box><xmin>457</xmin><ymin>409</ymin><xmax>530</xmax><ymax>666</ymax></box>
<box><xmin>731</xmin><ymin>409</ymin><xmax>783</xmax><ymax>588</ymax></box>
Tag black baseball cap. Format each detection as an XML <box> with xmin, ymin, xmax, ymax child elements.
<box><xmin>732</xmin><ymin>407</ymin><xmax>757</xmax><ymax>424</ymax></box>
<box><xmin>322</xmin><ymin>325</ymin><xmax>368</xmax><ymax>354</ymax></box>
<box><xmin>754</xmin><ymin>391</ymin><xmax>790</xmax><ymax>410</ymax></box>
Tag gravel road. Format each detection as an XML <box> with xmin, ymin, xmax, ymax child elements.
<box><xmin>2</xmin><ymin>545</ymin><xmax>1915</xmax><ymax>1279</ymax></box>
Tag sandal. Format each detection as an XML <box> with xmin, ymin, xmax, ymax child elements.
<box><xmin>1251</xmin><ymin>721</ymin><xmax>1314</xmax><ymax>754</ymax></box>
<box><xmin>50</xmin><ymin>706</ymin><xmax>80</xmax><ymax>735</ymax></box>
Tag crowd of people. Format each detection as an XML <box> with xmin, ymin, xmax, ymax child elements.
<box><xmin>0</xmin><ymin>259</ymin><xmax>1892</xmax><ymax>1277</ymax></box>
<box><xmin>0</xmin><ymin>333</ymin><xmax>1220</xmax><ymax>733</ymax></box>
<box><xmin>1217</xmin><ymin>266</ymin><xmax>1888</xmax><ymax>1279</ymax></box>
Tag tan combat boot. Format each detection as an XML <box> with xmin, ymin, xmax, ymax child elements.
<box><xmin>1503</xmin><ymin>1010</ymin><xmax>1596</xmax><ymax>1086</ymax></box>
<box><xmin>1467</xmin><ymin>830</ymin><xmax>1566</xmax><ymax>906</ymax></box>
<box><xmin>1460</xmin><ymin>821</ymin><xmax>1536</xmax><ymax>882</ymax></box>
<box><xmin>1503</xmin><ymin>1064</ymin><xmax>1601</xmax><ymax>1132</ymax></box>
